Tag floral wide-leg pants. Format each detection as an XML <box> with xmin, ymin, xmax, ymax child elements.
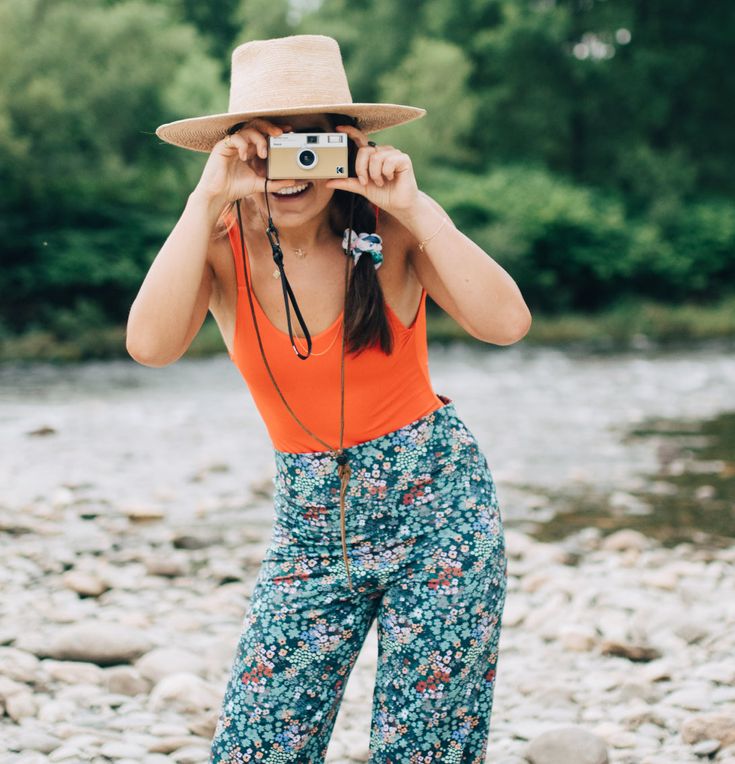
<box><xmin>209</xmin><ymin>397</ymin><xmax>508</xmax><ymax>764</ymax></box>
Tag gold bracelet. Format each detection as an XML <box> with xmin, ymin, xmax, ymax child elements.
<box><xmin>418</xmin><ymin>216</ymin><xmax>449</xmax><ymax>252</ymax></box>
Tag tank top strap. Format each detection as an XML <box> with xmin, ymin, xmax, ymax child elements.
<box><xmin>223</xmin><ymin>209</ymin><xmax>249</xmax><ymax>291</ymax></box>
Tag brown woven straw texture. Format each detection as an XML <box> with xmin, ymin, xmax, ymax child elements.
<box><xmin>155</xmin><ymin>35</ymin><xmax>426</xmax><ymax>153</ymax></box>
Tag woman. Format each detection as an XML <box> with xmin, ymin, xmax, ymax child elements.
<box><xmin>128</xmin><ymin>34</ymin><xmax>530</xmax><ymax>764</ymax></box>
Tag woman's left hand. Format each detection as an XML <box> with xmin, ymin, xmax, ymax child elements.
<box><xmin>324</xmin><ymin>125</ymin><xmax>419</xmax><ymax>217</ymax></box>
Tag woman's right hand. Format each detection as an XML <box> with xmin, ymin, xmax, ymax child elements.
<box><xmin>193</xmin><ymin>118</ymin><xmax>297</xmax><ymax>205</ymax></box>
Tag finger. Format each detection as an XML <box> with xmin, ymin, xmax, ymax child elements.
<box><xmin>381</xmin><ymin>153</ymin><xmax>401</xmax><ymax>181</ymax></box>
<box><xmin>218</xmin><ymin>135</ymin><xmax>239</xmax><ymax>157</ymax></box>
<box><xmin>236</xmin><ymin>119</ymin><xmax>291</xmax><ymax>159</ymax></box>
<box><xmin>386</xmin><ymin>150</ymin><xmax>411</xmax><ymax>178</ymax></box>
<box><xmin>324</xmin><ymin>177</ymin><xmax>367</xmax><ymax>196</ymax></box>
<box><xmin>237</xmin><ymin>127</ymin><xmax>270</xmax><ymax>159</ymax></box>
<box><xmin>334</xmin><ymin>123</ymin><xmax>370</xmax><ymax>147</ymax></box>
<box><xmin>232</xmin><ymin>137</ymin><xmax>257</xmax><ymax>163</ymax></box>
<box><xmin>224</xmin><ymin>130</ymin><xmax>262</xmax><ymax>161</ymax></box>
<box><xmin>355</xmin><ymin>145</ymin><xmax>376</xmax><ymax>186</ymax></box>
<box><xmin>368</xmin><ymin>151</ymin><xmax>386</xmax><ymax>187</ymax></box>
<box><xmin>245</xmin><ymin>118</ymin><xmax>291</xmax><ymax>137</ymax></box>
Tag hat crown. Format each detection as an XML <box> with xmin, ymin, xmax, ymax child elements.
<box><xmin>227</xmin><ymin>35</ymin><xmax>354</xmax><ymax>115</ymax></box>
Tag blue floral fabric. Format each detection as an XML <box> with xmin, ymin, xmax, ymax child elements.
<box><xmin>210</xmin><ymin>397</ymin><xmax>507</xmax><ymax>763</ymax></box>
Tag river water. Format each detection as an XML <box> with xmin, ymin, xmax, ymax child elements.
<box><xmin>2</xmin><ymin>340</ymin><xmax>734</xmax><ymax>535</ymax></box>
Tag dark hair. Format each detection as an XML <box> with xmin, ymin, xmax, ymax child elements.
<box><xmin>214</xmin><ymin>113</ymin><xmax>393</xmax><ymax>356</ymax></box>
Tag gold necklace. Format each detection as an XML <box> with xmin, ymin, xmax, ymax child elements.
<box><xmin>292</xmin><ymin>314</ymin><xmax>343</xmax><ymax>357</ymax></box>
<box><xmin>256</xmin><ymin>207</ymin><xmax>308</xmax><ymax>278</ymax></box>
<box><xmin>253</xmin><ymin>202</ymin><xmax>341</xmax><ymax>353</ymax></box>
<box><xmin>273</xmin><ymin>247</ymin><xmax>307</xmax><ymax>278</ymax></box>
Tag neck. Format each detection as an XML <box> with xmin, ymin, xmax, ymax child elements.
<box><xmin>267</xmin><ymin>207</ymin><xmax>335</xmax><ymax>253</ymax></box>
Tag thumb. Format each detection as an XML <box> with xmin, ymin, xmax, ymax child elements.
<box><xmin>325</xmin><ymin>177</ymin><xmax>367</xmax><ymax>195</ymax></box>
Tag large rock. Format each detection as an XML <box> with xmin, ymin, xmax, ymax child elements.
<box><xmin>104</xmin><ymin>665</ymin><xmax>150</xmax><ymax>696</ymax></box>
<box><xmin>501</xmin><ymin>528</ymin><xmax>538</xmax><ymax>558</ymax></box>
<box><xmin>600</xmin><ymin>529</ymin><xmax>650</xmax><ymax>552</ymax></box>
<box><xmin>37</xmin><ymin>622</ymin><xmax>153</xmax><ymax>666</ymax></box>
<box><xmin>147</xmin><ymin>672</ymin><xmax>222</xmax><ymax>715</ymax></box>
<box><xmin>41</xmin><ymin>659</ymin><xmax>104</xmax><ymax>685</ymax></box>
<box><xmin>0</xmin><ymin>647</ymin><xmax>41</xmax><ymax>682</ymax></box>
<box><xmin>98</xmin><ymin>741</ymin><xmax>148</xmax><ymax>759</ymax></box>
<box><xmin>5</xmin><ymin>688</ymin><xmax>37</xmax><ymax>720</ymax></box>
<box><xmin>170</xmin><ymin>745</ymin><xmax>214</xmax><ymax>763</ymax></box>
<box><xmin>598</xmin><ymin>640</ymin><xmax>661</xmax><ymax>662</ymax></box>
<box><xmin>148</xmin><ymin>736</ymin><xmax>210</xmax><ymax>754</ymax></box>
<box><xmin>11</xmin><ymin>729</ymin><xmax>61</xmax><ymax>754</ymax></box>
<box><xmin>61</xmin><ymin>570</ymin><xmax>109</xmax><ymax>597</ymax></box>
<box><xmin>135</xmin><ymin>647</ymin><xmax>207</xmax><ymax>683</ymax></box>
<box><xmin>681</xmin><ymin>711</ymin><xmax>735</xmax><ymax>748</ymax></box>
<box><xmin>0</xmin><ymin>675</ymin><xmax>29</xmax><ymax>703</ymax></box>
<box><xmin>526</xmin><ymin>726</ymin><xmax>609</xmax><ymax>764</ymax></box>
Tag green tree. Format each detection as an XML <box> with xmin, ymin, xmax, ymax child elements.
<box><xmin>571</xmin><ymin>0</ymin><xmax>735</xmax><ymax>196</ymax></box>
<box><xmin>377</xmin><ymin>36</ymin><xmax>478</xmax><ymax>184</ymax></box>
<box><xmin>0</xmin><ymin>0</ymin><xmax>225</xmax><ymax>333</ymax></box>
<box><xmin>120</xmin><ymin>0</ymin><xmax>243</xmax><ymax>68</ymax></box>
<box><xmin>297</xmin><ymin>0</ymin><xmax>427</xmax><ymax>102</ymax></box>
<box><xmin>235</xmin><ymin>0</ymin><xmax>294</xmax><ymax>42</ymax></box>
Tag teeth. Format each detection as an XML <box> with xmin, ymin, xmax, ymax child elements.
<box><xmin>274</xmin><ymin>183</ymin><xmax>310</xmax><ymax>196</ymax></box>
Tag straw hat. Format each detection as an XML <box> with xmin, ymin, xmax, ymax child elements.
<box><xmin>155</xmin><ymin>34</ymin><xmax>426</xmax><ymax>153</ymax></box>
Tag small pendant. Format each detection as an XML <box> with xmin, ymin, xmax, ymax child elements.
<box><xmin>294</xmin><ymin>248</ymin><xmax>306</xmax><ymax>259</ymax></box>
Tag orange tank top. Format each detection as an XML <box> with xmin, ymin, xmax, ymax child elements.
<box><xmin>224</xmin><ymin>213</ymin><xmax>444</xmax><ymax>453</ymax></box>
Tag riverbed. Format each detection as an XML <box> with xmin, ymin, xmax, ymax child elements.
<box><xmin>1</xmin><ymin>341</ymin><xmax>734</xmax><ymax>764</ymax></box>
<box><xmin>2</xmin><ymin>340</ymin><xmax>734</xmax><ymax>537</ymax></box>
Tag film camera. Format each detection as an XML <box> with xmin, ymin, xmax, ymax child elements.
<box><xmin>267</xmin><ymin>132</ymin><xmax>353</xmax><ymax>179</ymax></box>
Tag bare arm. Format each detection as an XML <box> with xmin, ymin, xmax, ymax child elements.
<box><xmin>325</xmin><ymin>126</ymin><xmax>532</xmax><ymax>346</ymax></box>
<box><xmin>125</xmin><ymin>192</ymin><xmax>221</xmax><ymax>367</ymax></box>
<box><xmin>126</xmin><ymin>118</ymin><xmax>295</xmax><ymax>367</ymax></box>
<box><xmin>404</xmin><ymin>190</ymin><xmax>533</xmax><ymax>345</ymax></box>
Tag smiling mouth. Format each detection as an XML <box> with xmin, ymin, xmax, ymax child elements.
<box><xmin>272</xmin><ymin>181</ymin><xmax>312</xmax><ymax>198</ymax></box>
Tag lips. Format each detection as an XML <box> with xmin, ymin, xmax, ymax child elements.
<box><xmin>272</xmin><ymin>181</ymin><xmax>312</xmax><ymax>199</ymax></box>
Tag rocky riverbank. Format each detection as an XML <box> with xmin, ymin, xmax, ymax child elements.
<box><xmin>1</xmin><ymin>486</ymin><xmax>733</xmax><ymax>764</ymax></box>
<box><xmin>2</xmin><ymin>344</ymin><xmax>734</xmax><ymax>762</ymax></box>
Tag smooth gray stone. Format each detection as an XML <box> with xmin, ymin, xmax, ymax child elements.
<box><xmin>526</xmin><ymin>726</ymin><xmax>608</xmax><ymax>764</ymax></box>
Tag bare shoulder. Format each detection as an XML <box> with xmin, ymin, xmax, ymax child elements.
<box><xmin>374</xmin><ymin>208</ymin><xmax>425</xmax><ymax>320</ymax></box>
<box><xmin>205</xmin><ymin>227</ymin><xmax>236</xmax><ymax>311</ymax></box>
<box><xmin>207</xmin><ymin>227</ymin><xmax>233</xmax><ymax>268</ymax></box>
<box><xmin>379</xmin><ymin>193</ymin><xmax>463</xmax><ymax>322</ymax></box>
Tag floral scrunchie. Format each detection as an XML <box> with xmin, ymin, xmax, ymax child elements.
<box><xmin>342</xmin><ymin>230</ymin><xmax>383</xmax><ymax>270</ymax></box>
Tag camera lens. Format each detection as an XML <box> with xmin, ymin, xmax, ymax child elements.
<box><xmin>297</xmin><ymin>148</ymin><xmax>318</xmax><ymax>170</ymax></box>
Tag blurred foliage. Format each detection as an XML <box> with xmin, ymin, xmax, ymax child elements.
<box><xmin>377</xmin><ymin>36</ymin><xmax>479</xmax><ymax>179</ymax></box>
<box><xmin>0</xmin><ymin>0</ymin><xmax>225</xmax><ymax>334</ymax></box>
<box><xmin>428</xmin><ymin>165</ymin><xmax>735</xmax><ymax>311</ymax></box>
<box><xmin>0</xmin><ymin>0</ymin><xmax>734</xmax><ymax>358</ymax></box>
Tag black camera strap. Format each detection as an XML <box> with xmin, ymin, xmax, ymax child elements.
<box><xmin>263</xmin><ymin>178</ymin><xmax>313</xmax><ymax>359</ymax></box>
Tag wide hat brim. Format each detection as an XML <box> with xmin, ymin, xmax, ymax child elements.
<box><xmin>156</xmin><ymin>102</ymin><xmax>426</xmax><ymax>153</ymax></box>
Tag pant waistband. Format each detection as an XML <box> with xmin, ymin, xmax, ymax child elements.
<box><xmin>274</xmin><ymin>393</ymin><xmax>467</xmax><ymax>472</ymax></box>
